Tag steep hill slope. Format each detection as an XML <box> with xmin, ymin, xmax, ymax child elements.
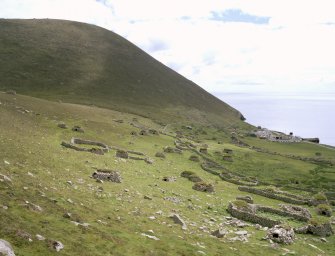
<box><xmin>0</xmin><ymin>19</ymin><xmax>244</xmax><ymax>126</ymax></box>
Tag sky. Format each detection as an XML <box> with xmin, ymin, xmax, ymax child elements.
<box><xmin>1</xmin><ymin>0</ymin><xmax>335</xmax><ymax>94</ymax></box>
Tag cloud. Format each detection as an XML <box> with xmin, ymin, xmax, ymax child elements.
<box><xmin>1</xmin><ymin>0</ymin><xmax>335</xmax><ymax>94</ymax></box>
<box><xmin>211</xmin><ymin>9</ymin><xmax>270</xmax><ymax>24</ymax></box>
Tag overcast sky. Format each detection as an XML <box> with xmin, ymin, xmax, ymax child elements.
<box><xmin>1</xmin><ymin>0</ymin><xmax>335</xmax><ymax>94</ymax></box>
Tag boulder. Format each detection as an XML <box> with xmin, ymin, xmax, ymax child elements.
<box><xmin>0</xmin><ymin>239</ymin><xmax>16</xmax><ymax>256</ymax></box>
<box><xmin>51</xmin><ymin>240</ymin><xmax>64</xmax><ymax>252</ymax></box>
<box><xmin>169</xmin><ymin>214</ymin><xmax>187</xmax><ymax>230</ymax></box>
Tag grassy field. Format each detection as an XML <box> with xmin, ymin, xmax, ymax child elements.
<box><xmin>1</xmin><ymin>92</ymin><xmax>334</xmax><ymax>255</ymax></box>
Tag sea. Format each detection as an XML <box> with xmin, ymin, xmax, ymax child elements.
<box><xmin>217</xmin><ymin>92</ymin><xmax>335</xmax><ymax>147</ymax></box>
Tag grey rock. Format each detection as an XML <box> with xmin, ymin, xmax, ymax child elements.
<box><xmin>235</xmin><ymin>230</ymin><xmax>248</xmax><ymax>236</ymax></box>
<box><xmin>169</xmin><ymin>214</ymin><xmax>187</xmax><ymax>230</ymax></box>
<box><xmin>52</xmin><ymin>240</ymin><xmax>64</xmax><ymax>252</ymax></box>
<box><xmin>0</xmin><ymin>239</ymin><xmax>16</xmax><ymax>256</ymax></box>
<box><xmin>211</xmin><ymin>228</ymin><xmax>228</xmax><ymax>238</ymax></box>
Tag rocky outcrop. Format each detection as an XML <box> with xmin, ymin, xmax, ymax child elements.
<box><xmin>265</xmin><ymin>225</ymin><xmax>295</xmax><ymax>244</ymax></box>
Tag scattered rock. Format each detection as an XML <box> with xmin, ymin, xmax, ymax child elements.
<box><xmin>169</xmin><ymin>214</ymin><xmax>187</xmax><ymax>230</ymax></box>
<box><xmin>144</xmin><ymin>158</ymin><xmax>154</xmax><ymax>164</ymax></box>
<box><xmin>320</xmin><ymin>237</ymin><xmax>328</xmax><ymax>242</ymax></box>
<box><xmin>0</xmin><ymin>174</ymin><xmax>12</xmax><ymax>183</ymax></box>
<box><xmin>141</xmin><ymin>233</ymin><xmax>160</xmax><ymax>240</ymax></box>
<box><xmin>0</xmin><ymin>239</ymin><xmax>16</xmax><ymax>256</ymax></box>
<box><xmin>63</xmin><ymin>212</ymin><xmax>72</xmax><ymax>219</ymax></box>
<box><xmin>57</xmin><ymin>123</ymin><xmax>68</xmax><ymax>129</ymax></box>
<box><xmin>16</xmin><ymin>230</ymin><xmax>32</xmax><ymax>242</ymax></box>
<box><xmin>4</xmin><ymin>160</ymin><xmax>10</xmax><ymax>165</ymax></box>
<box><xmin>235</xmin><ymin>230</ymin><xmax>248</xmax><ymax>236</ymax></box>
<box><xmin>211</xmin><ymin>228</ymin><xmax>228</xmax><ymax>238</ymax></box>
<box><xmin>162</xmin><ymin>176</ymin><xmax>177</xmax><ymax>182</ymax></box>
<box><xmin>50</xmin><ymin>240</ymin><xmax>64</xmax><ymax>252</ymax></box>
<box><xmin>266</xmin><ymin>225</ymin><xmax>295</xmax><ymax>244</ymax></box>
<box><xmin>36</xmin><ymin>234</ymin><xmax>45</xmax><ymax>241</ymax></box>
<box><xmin>144</xmin><ymin>195</ymin><xmax>152</xmax><ymax>200</ymax></box>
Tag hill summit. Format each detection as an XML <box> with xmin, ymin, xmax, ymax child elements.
<box><xmin>0</xmin><ymin>19</ymin><xmax>244</xmax><ymax>125</ymax></box>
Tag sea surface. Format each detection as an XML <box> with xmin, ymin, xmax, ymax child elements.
<box><xmin>217</xmin><ymin>92</ymin><xmax>335</xmax><ymax>147</ymax></box>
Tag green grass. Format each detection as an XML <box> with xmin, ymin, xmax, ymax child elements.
<box><xmin>1</xmin><ymin>92</ymin><xmax>335</xmax><ymax>255</ymax></box>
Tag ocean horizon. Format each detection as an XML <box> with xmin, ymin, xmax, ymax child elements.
<box><xmin>217</xmin><ymin>92</ymin><xmax>335</xmax><ymax>147</ymax></box>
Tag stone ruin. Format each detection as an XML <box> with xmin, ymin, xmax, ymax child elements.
<box><xmin>189</xmin><ymin>155</ymin><xmax>200</xmax><ymax>162</ymax></box>
<box><xmin>180</xmin><ymin>171</ymin><xmax>203</xmax><ymax>183</ymax></box>
<box><xmin>162</xmin><ymin>176</ymin><xmax>177</xmax><ymax>182</ymax></box>
<box><xmin>61</xmin><ymin>138</ymin><xmax>109</xmax><ymax>155</ymax></box>
<box><xmin>222</xmin><ymin>155</ymin><xmax>233</xmax><ymax>162</ymax></box>
<box><xmin>236</xmin><ymin>195</ymin><xmax>254</xmax><ymax>204</ymax></box>
<box><xmin>130</xmin><ymin>131</ymin><xmax>137</xmax><ymax>136</ymax></box>
<box><xmin>227</xmin><ymin>201</ymin><xmax>281</xmax><ymax>228</ymax></box>
<box><xmin>192</xmin><ymin>182</ymin><xmax>214</xmax><ymax>193</ymax></box>
<box><xmin>116</xmin><ymin>149</ymin><xmax>128</xmax><ymax>159</ymax></box>
<box><xmin>238</xmin><ymin>186</ymin><xmax>308</xmax><ymax>205</ymax></box>
<box><xmin>148</xmin><ymin>129</ymin><xmax>159</xmax><ymax>135</ymax></box>
<box><xmin>57</xmin><ymin>122</ymin><xmax>68</xmax><ymax>129</ymax></box>
<box><xmin>92</xmin><ymin>169</ymin><xmax>122</xmax><ymax>183</ymax></box>
<box><xmin>295</xmin><ymin>221</ymin><xmax>334</xmax><ymax>237</ymax></box>
<box><xmin>155</xmin><ymin>152</ymin><xmax>165</xmax><ymax>158</ymax></box>
<box><xmin>265</xmin><ymin>225</ymin><xmax>295</xmax><ymax>244</ymax></box>
<box><xmin>139</xmin><ymin>130</ymin><xmax>148</xmax><ymax>135</ymax></box>
<box><xmin>72</xmin><ymin>126</ymin><xmax>84</xmax><ymax>133</ymax></box>
<box><xmin>163</xmin><ymin>146</ymin><xmax>182</xmax><ymax>154</ymax></box>
<box><xmin>279</xmin><ymin>204</ymin><xmax>311</xmax><ymax>220</ymax></box>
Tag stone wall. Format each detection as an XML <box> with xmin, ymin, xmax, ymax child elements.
<box><xmin>227</xmin><ymin>203</ymin><xmax>281</xmax><ymax>228</ymax></box>
<box><xmin>238</xmin><ymin>186</ymin><xmax>308</xmax><ymax>205</ymax></box>
<box><xmin>257</xmin><ymin>206</ymin><xmax>310</xmax><ymax>222</ymax></box>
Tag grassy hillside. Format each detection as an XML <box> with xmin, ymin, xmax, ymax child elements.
<box><xmin>0</xmin><ymin>92</ymin><xmax>334</xmax><ymax>255</ymax></box>
<box><xmin>0</xmin><ymin>19</ymin><xmax>244</xmax><ymax>126</ymax></box>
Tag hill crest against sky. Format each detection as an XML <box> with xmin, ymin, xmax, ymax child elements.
<box><xmin>0</xmin><ymin>18</ymin><xmax>245</xmax><ymax>126</ymax></box>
